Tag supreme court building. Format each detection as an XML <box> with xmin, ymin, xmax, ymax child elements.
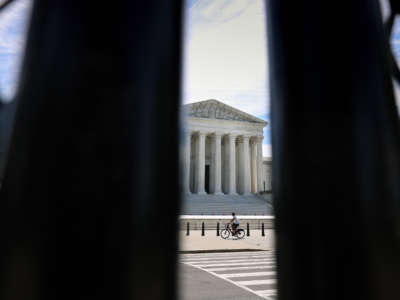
<box><xmin>183</xmin><ymin>99</ymin><xmax>269</xmax><ymax>195</ymax></box>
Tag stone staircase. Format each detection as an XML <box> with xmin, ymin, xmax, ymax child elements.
<box><xmin>181</xmin><ymin>193</ymin><xmax>273</xmax><ymax>216</ymax></box>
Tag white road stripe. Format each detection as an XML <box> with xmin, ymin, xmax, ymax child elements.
<box><xmin>181</xmin><ymin>257</ymin><xmax>275</xmax><ymax>262</ymax></box>
<box><xmin>181</xmin><ymin>256</ymin><xmax>275</xmax><ymax>262</ymax></box>
<box><xmin>221</xmin><ymin>271</ymin><xmax>275</xmax><ymax>278</ymax></box>
<box><xmin>183</xmin><ymin>263</ymin><xmax>275</xmax><ymax>300</ymax></box>
<box><xmin>257</xmin><ymin>290</ymin><xmax>277</xmax><ymax>300</ymax></box>
<box><xmin>182</xmin><ymin>258</ymin><xmax>275</xmax><ymax>262</ymax></box>
<box><xmin>207</xmin><ymin>265</ymin><xmax>275</xmax><ymax>272</ymax></box>
<box><xmin>181</xmin><ymin>251</ymin><xmax>277</xmax><ymax>300</ymax></box>
<box><xmin>181</xmin><ymin>253</ymin><xmax>274</xmax><ymax>258</ymax></box>
<box><xmin>184</xmin><ymin>258</ymin><xmax>275</xmax><ymax>262</ymax></box>
<box><xmin>181</xmin><ymin>252</ymin><xmax>274</xmax><ymax>258</ymax></box>
<box><xmin>235</xmin><ymin>279</ymin><xmax>276</xmax><ymax>286</ymax></box>
<box><xmin>187</xmin><ymin>258</ymin><xmax>275</xmax><ymax>265</ymax></box>
<box><xmin>181</xmin><ymin>254</ymin><xmax>274</xmax><ymax>259</ymax></box>
<box><xmin>179</xmin><ymin>256</ymin><xmax>276</xmax><ymax>262</ymax></box>
<box><xmin>181</xmin><ymin>259</ymin><xmax>275</xmax><ymax>265</ymax></box>
<box><xmin>181</xmin><ymin>252</ymin><xmax>274</xmax><ymax>256</ymax></box>
<box><xmin>195</xmin><ymin>261</ymin><xmax>275</xmax><ymax>267</ymax></box>
<box><xmin>257</xmin><ymin>290</ymin><xmax>277</xmax><ymax>295</ymax></box>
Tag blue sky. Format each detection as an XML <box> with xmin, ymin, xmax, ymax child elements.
<box><xmin>0</xmin><ymin>0</ymin><xmax>31</xmax><ymax>102</ymax></box>
<box><xmin>1</xmin><ymin>0</ymin><xmax>400</xmax><ymax>157</ymax></box>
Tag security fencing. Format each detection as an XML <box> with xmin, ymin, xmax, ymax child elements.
<box><xmin>180</xmin><ymin>215</ymin><xmax>274</xmax><ymax>236</ymax></box>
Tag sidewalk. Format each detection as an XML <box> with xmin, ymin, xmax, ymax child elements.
<box><xmin>179</xmin><ymin>229</ymin><xmax>275</xmax><ymax>253</ymax></box>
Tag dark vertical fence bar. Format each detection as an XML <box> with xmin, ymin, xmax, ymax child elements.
<box><xmin>186</xmin><ymin>222</ymin><xmax>190</xmax><ymax>236</ymax></box>
<box><xmin>0</xmin><ymin>1</ymin><xmax>183</xmax><ymax>299</ymax></box>
<box><xmin>217</xmin><ymin>222</ymin><xmax>220</xmax><ymax>236</ymax></box>
<box><xmin>0</xmin><ymin>100</ymin><xmax>17</xmax><ymax>183</ymax></box>
<box><xmin>201</xmin><ymin>222</ymin><xmax>205</xmax><ymax>236</ymax></box>
<box><xmin>267</xmin><ymin>1</ymin><xmax>400</xmax><ymax>299</ymax></box>
<box><xmin>262</xmin><ymin>223</ymin><xmax>265</xmax><ymax>237</ymax></box>
<box><xmin>246</xmin><ymin>223</ymin><xmax>250</xmax><ymax>236</ymax></box>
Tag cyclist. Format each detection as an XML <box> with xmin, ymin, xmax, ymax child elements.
<box><xmin>230</xmin><ymin>212</ymin><xmax>239</xmax><ymax>236</ymax></box>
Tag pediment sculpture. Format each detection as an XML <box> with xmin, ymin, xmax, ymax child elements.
<box><xmin>185</xmin><ymin>99</ymin><xmax>265</xmax><ymax>124</ymax></box>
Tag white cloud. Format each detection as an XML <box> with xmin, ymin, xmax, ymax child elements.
<box><xmin>183</xmin><ymin>0</ymin><xmax>269</xmax><ymax>117</ymax></box>
<box><xmin>0</xmin><ymin>0</ymin><xmax>31</xmax><ymax>53</ymax></box>
<box><xmin>0</xmin><ymin>0</ymin><xmax>32</xmax><ymax>101</ymax></box>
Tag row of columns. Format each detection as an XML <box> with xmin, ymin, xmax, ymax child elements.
<box><xmin>183</xmin><ymin>131</ymin><xmax>263</xmax><ymax>195</ymax></box>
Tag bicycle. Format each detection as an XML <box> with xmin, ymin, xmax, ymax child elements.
<box><xmin>221</xmin><ymin>223</ymin><xmax>245</xmax><ymax>239</ymax></box>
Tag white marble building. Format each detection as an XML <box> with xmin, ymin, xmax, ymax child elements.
<box><xmin>183</xmin><ymin>99</ymin><xmax>269</xmax><ymax>195</ymax></box>
<box><xmin>262</xmin><ymin>157</ymin><xmax>272</xmax><ymax>192</ymax></box>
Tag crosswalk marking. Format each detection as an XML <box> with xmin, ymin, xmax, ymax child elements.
<box><xmin>194</xmin><ymin>261</ymin><xmax>275</xmax><ymax>267</ymax></box>
<box><xmin>235</xmin><ymin>279</ymin><xmax>276</xmax><ymax>285</ymax></box>
<box><xmin>183</xmin><ymin>252</ymin><xmax>272</xmax><ymax>257</ymax></box>
<box><xmin>187</xmin><ymin>258</ymin><xmax>275</xmax><ymax>265</ymax></box>
<box><xmin>220</xmin><ymin>271</ymin><xmax>275</xmax><ymax>278</ymax></box>
<box><xmin>181</xmin><ymin>251</ymin><xmax>277</xmax><ymax>300</ymax></box>
<box><xmin>207</xmin><ymin>265</ymin><xmax>275</xmax><ymax>272</ymax></box>
<box><xmin>180</xmin><ymin>255</ymin><xmax>275</xmax><ymax>262</ymax></box>
<box><xmin>258</xmin><ymin>290</ymin><xmax>277</xmax><ymax>297</ymax></box>
<box><xmin>182</xmin><ymin>252</ymin><xmax>273</xmax><ymax>258</ymax></box>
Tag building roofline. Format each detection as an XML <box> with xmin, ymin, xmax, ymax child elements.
<box><xmin>184</xmin><ymin>99</ymin><xmax>268</xmax><ymax>125</ymax></box>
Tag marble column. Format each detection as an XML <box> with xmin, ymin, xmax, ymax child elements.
<box><xmin>241</xmin><ymin>135</ymin><xmax>251</xmax><ymax>195</ymax></box>
<box><xmin>256</xmin><ymin>136</ymin><xmax>264</xmax><ymax>193</ymax></box>
<box><xmin>251</xmin><ymin>138</ymin><xmax>258</xmax><ymax>194</ymax></box>
<box><xmin>211</xmin><ymin>133</ymin><xmax>223</xmax><ymax>195</ymax></box>
<box><xmin>195</xmin><ymin>131</ymin><xmax>207</xmax><ymax>194</ymax></box>
<box><xmin>227</xmin><ymin>134</ymin><xmax>237</xmax><ymax>195</ymax></box>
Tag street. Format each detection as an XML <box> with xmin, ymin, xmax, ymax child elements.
<box><xmin>179</xmin><ymin>251</ymin><xmax>276</xmax><ymax>300</ymax></box>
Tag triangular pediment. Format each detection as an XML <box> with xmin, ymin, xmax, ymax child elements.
<box><xmin>183</xmin><ymin>99</ymin><xmax>267</xmax><ymax>125</ymax></box>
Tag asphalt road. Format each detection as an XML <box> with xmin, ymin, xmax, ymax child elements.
<box><xmin>179</xmin><ymin>263</ymin><xmax>265</xmax><ymax>300</ymax></box>
<box><xmin>178</xmin><ymin>251</ymin><xmax>276</xmax><ymax>300</ymax></box>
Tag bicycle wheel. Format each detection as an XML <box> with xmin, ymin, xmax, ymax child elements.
<box><xmin>221</xmin><ymin>229</ymin><xmax>230</xmax><ymax>239</ymax></box>
<box><xmin>236</xmin><ymin>229</ymin><xmax>245</xmax><ymax>239</ymax></box>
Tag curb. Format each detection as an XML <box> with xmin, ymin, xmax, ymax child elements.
<box><xmin>179</xmin><ymin>249</ymin><xmax>269</xmax><ymax>254</ymax></box>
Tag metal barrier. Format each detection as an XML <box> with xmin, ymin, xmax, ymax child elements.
<box><xmin>182</xmin><ymin>220</ymin><xmax>270</xmax><ymax>237</ymax></box>
<box><xmin>179</xmin><ymin>215</ymin><xmax>275</xmax><ymax>231</ymax></box>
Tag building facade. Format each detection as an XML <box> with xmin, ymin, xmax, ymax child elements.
<box><xmin>183</xmin><ymin>99</ymin><xmax>268</xmax><ymax>195</ymax></box>
<box><xmin>262</xmin><ymin>157</ymin><xmax>272</xmax><ymax>192</ymax></box>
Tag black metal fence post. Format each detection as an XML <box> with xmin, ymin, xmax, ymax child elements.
<box><xmin>216</xmin><ymin>222</ymin><xmax>220</xmax><ymax>236</ymax></box>
<box><xmin>0</xmin><ymin>1</ymin><xmax>183</xmax><ymax>299</ymax></box>
<box><xmin>201</xmin><ymin>222</ymin><xmax>205</xmax><ymax>236</ymax></box>
<box><xmin>186</xmin><ymin>222</ymin><xmax>190</xmax><ymax>236</ymax></box>
<box><xmin>262</xmin><ymin>223</ymin><xmax>265</xmax><ymax>237</ymax></box>
<box><xmin>267</xmin><ymin>1</ymin><xmax>400</xmax><ymax>299</ymax></box>
<box><xmin>246</xmin><ymin>223</ymin><xmax>250</xmax><ymax>236</ymax></box>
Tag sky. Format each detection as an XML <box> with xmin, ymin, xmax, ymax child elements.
<box><xmin>183</xmin><ymin>0</ymin><xmax>271</xmax><ymax>156</ymax></box>
<box><xmin>183</xmin><ymin>0</ymin><xmax>268</xmax><ymax>114</ymax></box>
<box><xmin>0</xmin><ymin>0</ymin><xmax>31</xmax><ymax>102</ymax></box>
<box><xmin>1</xmin><ymin>0</ymin><xmax>400</xmax><ymax>158</ymax></box>
<box><xmin>183</xmin><ymin>0</ymin><xmax>400</xmax><ymax>157</ymax></box>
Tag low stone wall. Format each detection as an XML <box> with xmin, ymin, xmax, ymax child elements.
<box><xmin>179</xmin><ymin>215</ymin><xmax>274</xmax><ymax>231</ymax></box>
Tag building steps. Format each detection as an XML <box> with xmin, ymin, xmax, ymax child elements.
<box><xmin>181</xmin><ymin>194</ymin><xmax>273</xmax><ymax>216</ymax></box>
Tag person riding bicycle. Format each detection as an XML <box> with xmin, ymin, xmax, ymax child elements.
<box><xmin>230</xmin><ymin>212</ymin><xmax>239</xmax><ymax>236</ymax></box>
